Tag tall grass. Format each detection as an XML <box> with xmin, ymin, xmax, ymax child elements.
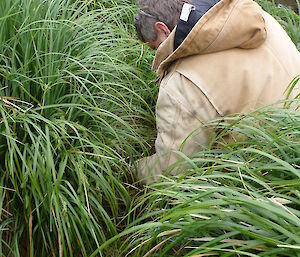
<box><xmin>0</xmin><ymin>0</ymin><xmax>156</xmax><ymax>256</ymax></box>
<box><xmin>0</xmin><ymin>0</ymin><xmax>299</xmax><ymax>256</ymax></box>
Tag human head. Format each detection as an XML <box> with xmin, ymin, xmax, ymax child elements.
<box><xmin>134</xmin><ymin>0</ymin><xmax>190</xmax><ymax>49</ymax></box>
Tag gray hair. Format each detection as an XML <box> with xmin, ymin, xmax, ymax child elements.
<box><xmin>134</xmin><ymin>0</ymin><xmax>190</xmax><ymax>42</ymax></box>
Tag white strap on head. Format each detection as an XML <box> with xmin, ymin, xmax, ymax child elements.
<box><xmin>180</xmin><ymin>3</ymin><xmax>195</xmax><ymax>22</ymax></box>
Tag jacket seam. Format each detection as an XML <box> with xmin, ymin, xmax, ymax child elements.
<box><xmin>156</xmin><ymin>91</ymin><xmax>181</xmax><ymax>165</ymax></box>
<box><xmin>202</xmin><ymin>0</ymin><xmax>241</xmax><ymax>53</ymax></box>
<box><xmin>160</xmin><ymin>72</ymin><xmax>217</xmax><ymax>123</ymax></box>
<box><xmin>175</xmin><ymin>70</ymin><xmax>224</xmax><ymax>117</ymax></box>
<box><xmin>168</xmin><ymin>106</ymin><xmax>182</xmax><ymax>164</ymax></box>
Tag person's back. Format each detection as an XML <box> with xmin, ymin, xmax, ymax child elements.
<box><xmin>134</xmin><ymin>0</ymin><xmax>300</xmax><ymax>183</ymax></box>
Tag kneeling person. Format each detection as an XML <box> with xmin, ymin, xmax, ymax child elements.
<box><xmin>134</xmin><ymin>0</ymin><xmax>300</xmax><ymax>183</ymax></box>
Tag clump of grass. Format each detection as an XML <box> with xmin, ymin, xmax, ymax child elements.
<box><xmin>0</xmin><ymin>0</ymin><xmax>156</xmax><ymax>256</ymax></box>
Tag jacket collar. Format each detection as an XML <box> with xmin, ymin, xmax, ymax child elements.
<box><xmin>152</xmin><ymin>0</ymin><xmax>266</xmax><ymax>77</ymax></box>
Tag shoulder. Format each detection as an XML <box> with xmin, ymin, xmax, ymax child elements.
<box><xmin>157</xmin><ymin>66</ymin><xmax>220</xmax><ymax>122</ymax></box>
<box><xmin>158</xmin><ymin>67</ymin><xmax>196</xmax><ymax>108</ymax></box>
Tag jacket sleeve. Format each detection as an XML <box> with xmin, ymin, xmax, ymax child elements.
<box><xmin>136</xmin><ymin>71</ymin><xmax>220</xmax><ymax>183</ymax></box>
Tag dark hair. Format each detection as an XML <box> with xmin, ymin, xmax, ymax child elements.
<box><xmin>134</xmin><ymin>0</ymin><xmax>190</xmax><ymax>42</ymax></box>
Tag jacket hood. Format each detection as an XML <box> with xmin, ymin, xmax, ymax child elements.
<box><xmin>153</xmin><ymin>0</ymin><xmax>267</xmax><ymax>75</ymax></box>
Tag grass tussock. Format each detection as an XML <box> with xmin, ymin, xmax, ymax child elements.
<box><xmin>0</xmin><ymin>0</ymin><xmax>299</xmax><ymax>256</ymax></box>
<box><xmin>0</xmin><ymin>0</ymin><xmax>156</xmax><ymax>256</ymax></box>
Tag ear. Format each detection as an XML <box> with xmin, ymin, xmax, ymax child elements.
<box><xmin>154</xmin><ymin>22</ymin><xmax>171</xmax><ymax>37</ymax></box>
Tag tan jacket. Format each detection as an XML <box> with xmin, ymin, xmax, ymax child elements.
<box><xmin>137</xmin><ymin>0</ymin><xmax>300</xmax><ymax>183</ymax></box>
